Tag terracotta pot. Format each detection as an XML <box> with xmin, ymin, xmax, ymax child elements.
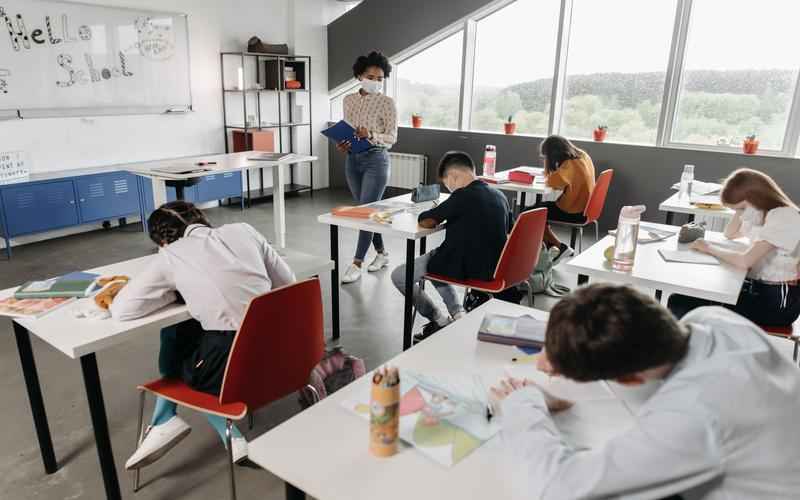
<box><xmin>411</xmin><ymin>115</ymin><xmax>423</xmax><ymax>128</ymax></box>
<box><xmin>593</xmin><ymin>128</ymin><xmax>608</xmax><ymax>142</ymax></box>
<box><xmin>504</xmin><ymin>122</ymin><xmax>517</xmax><ymax>135</ymax></box>
<box><xmin>743</xmin><ymin>140</ymin><xmax>759</xmax><ymax>155</ymax></box>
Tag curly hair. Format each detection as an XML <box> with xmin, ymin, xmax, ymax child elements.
<box><xmin>352</xmin><ymin>51</ymin><xmax>392</xmax><ymax>79</ymax></box>
<box><xmin>147</xmin><ymin>201</ymin><xmax>211</xmax><ymax>246</ymax></box>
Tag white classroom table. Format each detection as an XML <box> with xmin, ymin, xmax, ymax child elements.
<box><xmin>1</xmin><ymin>248</ymin><xmax>332</xmax><ymax>500</ymax></box>
<box><xmin>480</xmin><ymin>167</ymin><xmax>557</xmax><ymax>216</ymax></box>
<box><xmin>659</xmin><ymin>192</ymin><xmax>735</xmax><ymax>225</ymax></box>
<box><xmin>249</xmin><ymin>299</ymin><xmax>643</xmax><ymax>500</ymax></box>
<box><xmin>128</xmin><ymin>152</ymin><xmax>317</xmax><ymax>249</ymax></box>
<box><xmin>562</xmin><ymin>222</ymin><xmax>747</xmax><ymax>304</ymax></box>
<box><xmin>317</xmin><ymin>193</ymin><xmax>448</xmax><ymax>350</ymax></box>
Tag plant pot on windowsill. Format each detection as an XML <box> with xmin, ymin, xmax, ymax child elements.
<box><xmin>411</xmin><ymin>114</ymin><xmax>423</xmax><ymax>128</ymax></box>
<box><xmin>743</xmin><ymin>135</ymin><xmax>759</xmax><ymax>155</ymax></box>
<box><xmin>593</xmin><ymin>125</ymin><xmax>608</xmax><ymax>142</ymax></box>
<box><xmin>504</xmin><ymin>116</ymin><xmax>517</xmax><ymax>135</ymax></box>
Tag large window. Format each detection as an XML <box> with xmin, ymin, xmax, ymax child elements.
<box><xmin>470</xmin><ymin>0</ymin><xmax>560</xmax><ymax>136</ymax></box>
<box><xmin>395</xmin><ymin>31</ymin><xmax>464</xmax><ymax>130</ymax></box>
<box><xmin>561</xmin><ymin>0</ymin><xmax>678</xmax><ymax>144</ymax></box>
<box><xmin>671</xmin><ymin>0</ymin><xmax>800</xmax><ymax>151</ymax></box>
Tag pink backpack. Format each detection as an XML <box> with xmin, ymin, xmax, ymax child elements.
<box><xmin>299</xmin><ymin>347</ymin><xmax>366</xmax><ymax>408</ymax></box>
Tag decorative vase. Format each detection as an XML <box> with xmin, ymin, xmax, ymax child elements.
<box><xmin>411</xmin><ymin>115</ymin><xmax>423</xmax><ymax>128</ymax></box>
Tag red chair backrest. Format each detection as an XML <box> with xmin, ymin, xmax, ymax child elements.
<box><xmin>218</xmin><ymin>278</ymin><xmax>325</xmax><ymax>410</ymax></box>
<box><xmin>583</xmin><ymin>169</ymin><xmax>614</xmax><ymax>222</ymax></box>
<box><xmin>493</xmin><ymin>208</ymin><xmax>547</xmax><ymax>288</ymax></box>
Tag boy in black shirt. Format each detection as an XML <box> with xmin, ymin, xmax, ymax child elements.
<box><xmin>391</xmin><ymin>151</ymin><xmax>512</xmax><ymax>341</ymax></box>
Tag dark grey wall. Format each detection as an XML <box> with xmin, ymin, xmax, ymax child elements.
<box><xmin>329</xmin><ymin>127</ymin><xmax>800</xmax><ymax>230</ymax></box>
<box><xmin>327</xmin><ymin>0</ymin><xmax>492</xmax><ymax>90</ymax></box>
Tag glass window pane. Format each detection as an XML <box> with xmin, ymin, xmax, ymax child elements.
<box><xmin>396</xmin><ymin>32</ymin><xmax>464</xmax><ymax>130</ymax></box>
<box><xmin>470</xmin><ymin>0</ymin><xmax>560</xmax><ymax>136</ymax></box>
<box><xmin>672</xmin><ymin>0</ymin><xmax>800</xmax><ymax>151</ymax></box>
<box><xmin>562</xmin><ymin>0</ymin><xmax>678</xmax><ymax>144</ymax></box>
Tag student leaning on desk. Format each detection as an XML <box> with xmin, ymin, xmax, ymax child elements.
<box><xmin>492</xmin><ymin>284</ymin><xmax>800</xmax><ymax>499</ymax></box>
<box><xmin>668</xmin><ymin>168</ymin><xmax>800</xmax><ymax>327</ymax></box>
<box><xmin>105</xmin><ymin>201</ymin><xmax>296</xmax><ymax>470</ymax></box>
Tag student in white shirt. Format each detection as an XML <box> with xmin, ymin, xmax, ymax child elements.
<box><xmin>493</xmin><ymin>284</ymin><xmax>800</xmax><ymax>500</ymax></box>
<box><xmin>110</xmin><ymin>201</ymin><xmax>295</xmax><ymax>470</ymax></box>
<box><xmin>668</xmin><ymin>168</ymin><xmax>800</xmax><ymax>326</ymax></box>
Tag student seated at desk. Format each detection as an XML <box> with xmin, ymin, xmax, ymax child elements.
<box><xmin>391</xmin><ymin>151</ymin><xmax>511</xmax><ymax>343</ymax></box>
<box><xmin>525</xmin><ymin>135</ymin><xmax>595</xmax><ymax>263</ymax></box>
<box><xmin>109</xmin><ymin>201</ymin><xmax>295</xmax><ymax>469</ymax></box>
<box><xmin>493</xmin><ymin>284</ymin><xmax>800</xmax><ymax>500</ymax></box>
<box><xmin>668</xmin><ymin>168</ymin><xmax>800</xmax><ymax>327</ymax></box>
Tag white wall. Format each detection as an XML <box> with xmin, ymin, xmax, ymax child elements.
<box><xmin>1</xmin><ymin>0</ymin><xmax>335</xmax><ymax>249</ymax></box>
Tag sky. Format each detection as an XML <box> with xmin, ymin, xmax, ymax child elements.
<box><xmin>398</xmin><ymin>0</ymin><xmax>800</xmax><ymax>88</ymax></box>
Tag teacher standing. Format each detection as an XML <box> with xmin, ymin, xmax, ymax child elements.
<box><xmin>338</xmin><ymin>51</ymin><xmax>397</xmax><ymax>284</ymax></box>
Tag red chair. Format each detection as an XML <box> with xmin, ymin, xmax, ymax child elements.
<box><xmin>132</xmin><ymin>278</ymin><xmax>326</xmax><ymax>500</ymax></box>
<box><xmin>762</xmin><ymin>324</ymin><xmax>800</xmax><ymax>364</ymax></box>
<box><xmin>425</xmin><ymin>208</ymin><xmax>547</xmax><ymax>308</ymax></box>
<box><xmin>550</xmin><ymin>169</ymin><xmax>614</xmax><ymax>253</ymax></box>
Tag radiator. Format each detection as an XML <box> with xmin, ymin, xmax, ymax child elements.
<box><xmin>388</xmin><ymin>152</ymin><xmax>428</xmax><ymax>189</ymax></box>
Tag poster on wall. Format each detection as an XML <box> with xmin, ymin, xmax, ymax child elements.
<box><xmin>0</xmin><ymin>0</ymin><xmax>192</xmax><ymax>117</ymax></box>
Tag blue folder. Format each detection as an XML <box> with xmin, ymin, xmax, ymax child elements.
<box><xmin>321</xmin><ymin>120</ymin><xmax>372</xmax><ymax>154</ymax></box>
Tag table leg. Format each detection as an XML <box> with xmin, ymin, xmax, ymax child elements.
<box><xmin>285</xmin><ymin>482</ymin><xmax>306</xmax><ymax>500</ymax></box>
<box><xmin>577</xmin><ymin>274</ymin><xmax>589</xmax><ymax>286</ymax></box>
<box><xmin>687</xmin><ymin>214</ymin><xmax>695</xmax><ymax>223</ymax></box>
<box><xmin>80</xmin><ymin>353</ymin><xmax>121</xmax><ymax>500</ymax></box>
<box><xmin>246</xmin><ymin>170</ymin><xmax>252</xmax><ymax>208</ymax></box>
<box><xmin>272</xmin><ymin>164</ymin><xmax>287</xmax><ymax>248</ymax></box>
<box><xmin>403</xmin><ymin>239</ymin><xmax>416</xmax><ymax>351</ymax></box>
<box><xmin>330</xmin><ymin>225</ymin><xmax>340</xmax><ymax>341</ymax></box>
<box><xmin>519</xmin><ymin>192</ymin><xmax>527</xmax><ymax>215</ymax></box>
<box><xmin>174</xmin><ymin>184</ymin><xmax>185</xmax><ymax>201</ymax></box>
<box><xmin>151</xmin><ymin>178</ymin><xmax>167</xmax><ymax>208</ymax></box>
<box><xmin>655</xmin><ymin>290</ymin><xmax>663</xmax><ymax>302</ymax></box>
<box><xmin>535</xmin><ymin>194</ymin><xmax>542</xmax><ymax>204</ymax></box>
<box><xmin>665</xmin><ymin>211</ymin><xmax>675</xmax><ymax>225</ymax></box>
<box><xmin>14</xmin><ymin>323</ymin><xmax>57</xmax><ymax>474</ymax></box>
<box><xmin>419</xmin><ymin>237</ymin><xmax>427</xmax><ymax>290</ymax></box>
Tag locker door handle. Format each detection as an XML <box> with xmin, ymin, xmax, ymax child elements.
<box><xmin>69</xmin><ymin>200</ymin><xmax>76</xmax><ymax>204</ymax></box>
<box><xmin>80</xmin><ymin>198</ymin><xmax>86</xmax><ymax>202</ymax></box>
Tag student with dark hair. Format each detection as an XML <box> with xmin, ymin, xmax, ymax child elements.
<box><xmin>338</xmin><ymin>50</ymin><xmax>398</xmax><ymax>284</ymax></box>
<box><xmin>668</xmin><ymin>168</ymin><xmax>800</xmax><ymax>326</ymax></box>
<box><xmin>110</xmin><ymin>201</ymin><xmax>295</xmax><ymax>470</ymax></box>
<box><xmin>527</xmin><ymin>135</ymin><xmax>595</xmax><ymax>263</ymax></box>
<box><xmin>493</xmin><ymin>284</ymin><xmax>800</xmax><ymax>499</ymax></box>
<box><xmin>391</xmin><ymin>151</ymin><xmax>511</xmax><ymax>342</ymax></box>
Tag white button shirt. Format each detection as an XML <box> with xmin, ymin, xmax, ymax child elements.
<box><xmin>501</xmin><ymin>306</ymin><xmax>800</xmax><ymax>499</ymax></box>
<box><xmin>110</xmin><ymin>223</ymin><xmax>295</xmax><ymax>331</ymax></box>
<box><xmin>343</xmin><ymin>91</ymin><xmax>397</xmax><ymax>148</ymax></box>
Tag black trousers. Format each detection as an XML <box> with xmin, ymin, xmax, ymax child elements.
<box><xmin>668</xmin><ymin>280</ymin><xmax>800</xmax><ymax>327</ymax></box>
<box><xmin>159</xmin><ymin>319</ymin><xmax>235</xmax><ymax>396</ymax></box>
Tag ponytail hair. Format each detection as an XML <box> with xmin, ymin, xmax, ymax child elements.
<box><xmin>147</xmin><ymin>201</ymin><xmax>211</xmax><ymax>246</ymax></box>
<box><xmin>720</xmin><ymin>168</ymin><xmax>798</xmax><ymax>212</ymax></box>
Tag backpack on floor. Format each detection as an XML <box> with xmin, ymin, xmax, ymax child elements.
<box><xmin>528</xmin><ymin>243</ymin><xmax>570</xmax><ymax>297</ymax></box>
<box><xmin>298</xmin><ymin>346</ymin><xmax>366</xmax><ymax>409</ymax></box>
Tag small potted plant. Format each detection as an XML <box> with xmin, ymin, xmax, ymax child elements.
<box><xmin>411</xmin><ymin>113</ymin><xmax>423</xmax><ymax>128</ymax></box>
<box><xmin>593</xmin><ymin>125</ymin><xmax>608</xmax><ymax>142</ymax></box>
<box><xmin>743</xmin><ymin>134</ymin><xmax>759</xmax><ymax>154</ymax></box>
<box><xmin>504</xmin><ymin>115</ymin><xmax>517</xmax><ymax>135</ymax></box>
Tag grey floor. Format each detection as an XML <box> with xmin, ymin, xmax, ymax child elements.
<box><xmin>0</xmin><ymin>188</ymin><xmax>589</xmax><ymax>500</ymax></box>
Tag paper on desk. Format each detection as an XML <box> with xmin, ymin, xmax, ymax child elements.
<box><xmin>658</xmin><ymin>249</ymin><xmax>720</xmax><ymax>265</ymax></box>
<box><xmin>670</xmin><ymin>180</ymin><xmax>722</xmax><ymax>195</ymax></box>
<box><xmin>690</xmin><ymin>194</ymin><xmax>724</xmax><ymax>207</ymax></box>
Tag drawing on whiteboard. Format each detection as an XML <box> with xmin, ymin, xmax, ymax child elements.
<box><xmin>1</xmin><ymin>9</ymin><xmax>93</xmax><ymax>51</ymax></box>
<box><xmin>135</xmin><ymin>17</ymin><xmax>174</xmax><ymax>60</ymax></box>
<box><xmin>45</xmin><ymin>15</ymin><xmax>60</xmax><ymax>44</ymax></box>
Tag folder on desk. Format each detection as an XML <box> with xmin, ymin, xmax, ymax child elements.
<box><xmin>478</xmin><ymin>313</ymin><xmax>546</xmax><ymax>348</ymax></box>
<box><xmin>321</xmin><ymin>121</ymin><xmax>372</xmax><ymax>154</ymax></box>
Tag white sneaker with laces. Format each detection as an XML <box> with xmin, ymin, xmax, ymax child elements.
<box><xmin>452</xmin><ymin>311</ymin><xmax>466</xmax><ymax>321</ymax></box>
<box><xmin>125</xmin><ymin>416</ymin><xmax>191</xmax><ymax>470</ymax></box>
<box><xmin>231</xmin><ymin>436</ymin><xmax>248</xmax><ymax>464</ymax></box>
<box><xmin>367</xmin><ymin>253</ymin><xmax>389</xmax><ymax>272</ymax></box>
<box><xmin>341</xmin><ymin>264</ymin><xmax>362</xmax><ymax>284</ymax></box>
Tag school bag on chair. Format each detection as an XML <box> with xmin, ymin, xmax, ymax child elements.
<box><xmin>298</xmin><ymin>346</ymin><xmax>366</xmax><ymax>409</ymax></box>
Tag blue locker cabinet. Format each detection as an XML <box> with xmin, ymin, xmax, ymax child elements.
<box><xmin>1</xmin><ymin>180</ymin><xmax>80</xmax><ymax>236</ymax></box>
<box><xmin>75</xmin><ymin>172</ymin><xmax>140</xmax><ymax>223</ymax></box>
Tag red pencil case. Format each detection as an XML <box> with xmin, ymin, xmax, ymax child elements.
<box><xmin>508</xmin><ymin>171</ymin><xmax>535</xmax><ymax>184</ymax></box>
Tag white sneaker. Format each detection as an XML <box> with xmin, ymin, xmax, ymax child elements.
<box><xmin>452</xmin><ymin>311</ymin><xmax>466</xmax><ymax>321</ymax></box>
<box><xmin>125</xmin><ymin>416</ymin><xmax>191</xmax><ymax>470</ymax></box>
<box><xmin>341</xmin><ymin>264</ymin><xmax>362</xmax><ymax>284</ymax></box>
<box><xmin>231</xmin><ymin>437</ymin><xmax>248</xmax><ymax>464</ymax></box>
<box><xmin>367</xmin><ymin>253</ymin><xmax>390</xmax><ymax>272</ymax></box>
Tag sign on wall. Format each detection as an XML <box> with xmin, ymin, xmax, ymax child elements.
<box><xmin>0</xmin><ymin>0</ymin><xmax>192</xmax><ymax>117</ymax></box>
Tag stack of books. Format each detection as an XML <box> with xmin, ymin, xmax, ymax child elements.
<box><xmin>0</xmin><ymin>272</ymin><xmax>100</xmax><ymax>319</ymax></box>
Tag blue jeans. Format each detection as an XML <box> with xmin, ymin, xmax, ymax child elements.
<box><xmin>345</xmin><ymin>148</ymin><xmax>390</xmax><ymax>261</ymax></box>
<box><xmin>391</xmin><ymin>250</ymin><xmax>464</xmax><ymax>322</ymax></box>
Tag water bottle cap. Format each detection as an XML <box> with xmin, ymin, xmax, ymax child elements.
<box><xmin>485</xmin><ymin>145</ymin><xmax>496</xmax><ymax>151</ymax></box>
<box><xmin>620</xmin><ymin>205</ymin><xmax>646</xmax><ymax>219</ymax></box>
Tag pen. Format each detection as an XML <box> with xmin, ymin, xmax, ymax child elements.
<box><xmin>196</xmin><ymin>161</ymin><xmax>217</xmax><ymax>166</ymax></box>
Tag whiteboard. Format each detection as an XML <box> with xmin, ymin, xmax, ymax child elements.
<box><xmin>0</xmin><ymin>0</ymin><xmax>192</xmax><ymax>117</ymax></box>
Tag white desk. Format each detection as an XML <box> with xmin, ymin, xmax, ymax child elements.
<box><xmin>318</xmin><ymin>193</ymin><xmax>448</xmax><ymax>350</ymax></box>
<box><xmin>2</xmin><ymin>248</ymin><xmax>332</xmax><ymax>500</ymax></box>
<box><xmin>480</xmin><ymin>167</ymin><xmax>555</xmax><ymax>216</ymax></box>
<box><xmin>659</xmin><ymin>192</ymin><xmax>735</xmax><ymax>225</ymax></box>
<box><xmin>249</xmin><ymin>299</ymin><xmax>639</xmax><ymax>500</ymax></box>
<box><xmin>128</xmin><ymin>152</ymin><xmax>317</xmax><ymax>249</ymax></box>
<box><xmin>562</xmin><ymin>222</ymin><xmax>747</xmax><ymax>304</ymax></box>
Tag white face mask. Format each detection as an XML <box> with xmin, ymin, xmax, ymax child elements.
<box><xmin>361</xmin><ymin>79</ymin><xmax>383</xmax><ymax>95</ymax></box>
